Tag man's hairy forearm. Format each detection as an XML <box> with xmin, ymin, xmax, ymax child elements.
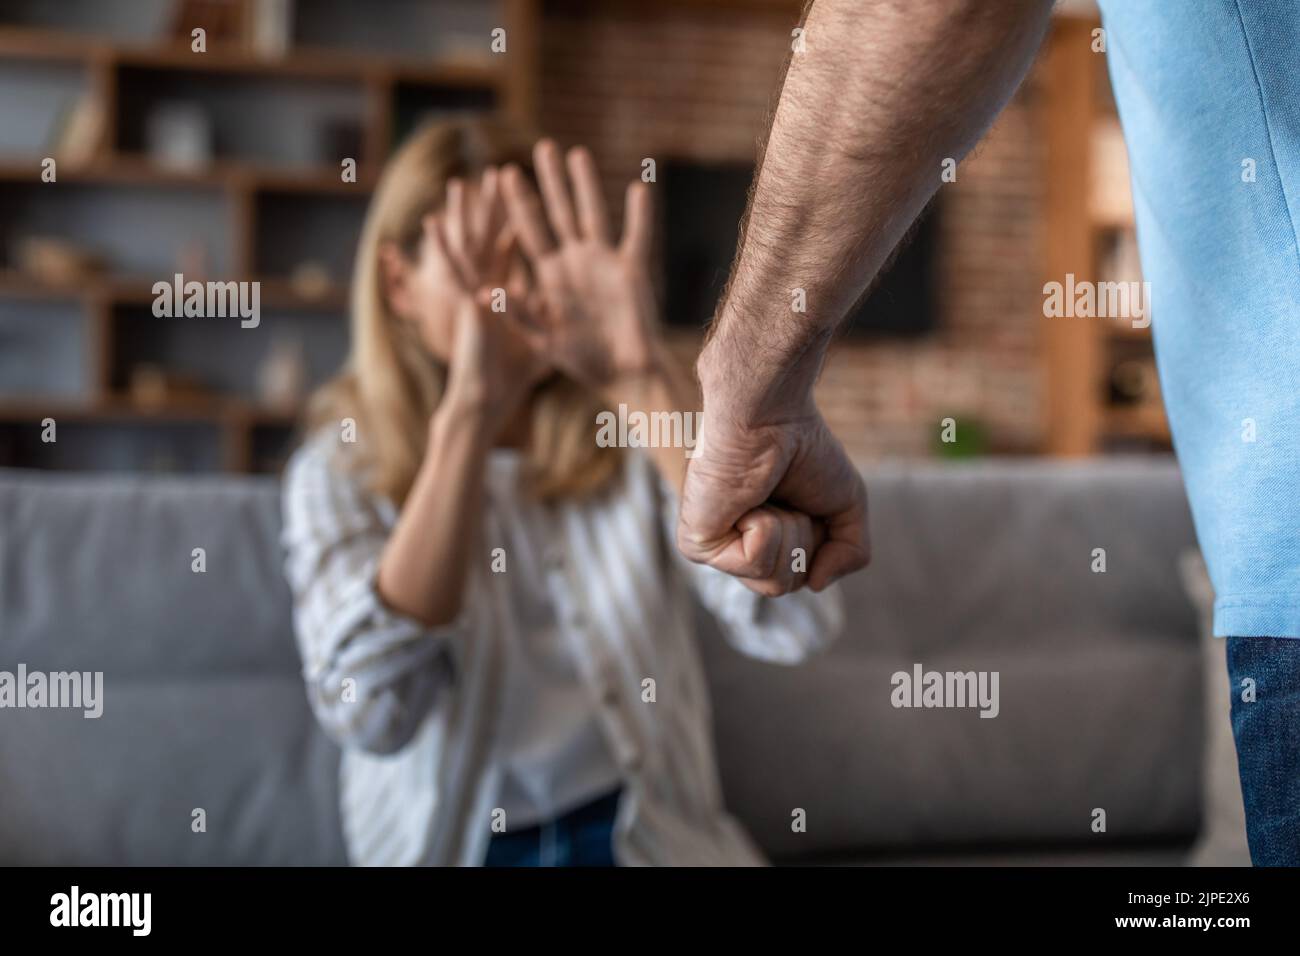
<box><xmin>704</xmin><ymin>0</ymin><xmax>1054</xmax><ymax>417</ymax></box>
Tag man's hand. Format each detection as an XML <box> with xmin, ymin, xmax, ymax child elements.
<box><xmin>676</xmin><ymin>0</ymin><xmax>1051</xmax><ymax>593</ymax></box>
<box><xmin>678</xmin><ymin>348</ymin><xmax>868</xmax><ymax>595</ymax></box>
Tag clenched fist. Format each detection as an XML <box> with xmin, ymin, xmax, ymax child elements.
<box><xmin>677</xmin><ymin>345</ymin><xmax>870</xmax><ymax>595</ymax></box>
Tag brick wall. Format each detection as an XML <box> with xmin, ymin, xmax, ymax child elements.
<box><xmin>538</xmin><ymin>0</ymin><xmax>1047</xmax><ymax>461</ymax></box>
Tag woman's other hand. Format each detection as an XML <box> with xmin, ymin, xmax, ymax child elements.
<box><xmin>425</xmin><ymin>169</ymin><xmax>547</xmax><ymax>431</ymax></box>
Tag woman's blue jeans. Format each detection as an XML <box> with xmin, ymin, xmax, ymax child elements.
<box><xmin>483</xmin><ymin>789</ymin><xmax>620</xmax><ymax>867</ymax></box>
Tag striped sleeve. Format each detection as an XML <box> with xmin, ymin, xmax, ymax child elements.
<box><xmin>281</xmin><ymin>435</ymin><xmax>469</xmax><ymax>755</ymax></box>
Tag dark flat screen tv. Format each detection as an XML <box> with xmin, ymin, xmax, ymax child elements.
<box><xmin>660</xmin><ymin>160</ymin><xmax>939</xmax><ymax>337</ymax></box>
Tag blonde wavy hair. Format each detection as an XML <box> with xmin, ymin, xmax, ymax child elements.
<box><xmin>308</xmin><ymin>119</ymin><xmax>622</xmax><ymax>506</ymax></box>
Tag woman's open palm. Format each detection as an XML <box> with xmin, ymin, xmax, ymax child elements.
<box><xmin>501</xmin><ymin>140</ymin><xmax>662</xmax><ymax>395</ymax></box>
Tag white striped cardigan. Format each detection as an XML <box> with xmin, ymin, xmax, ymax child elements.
<box><xmin>281</xmin><ymin>431</ymin><xmax>844</xmax><ymax>866</ymax></box>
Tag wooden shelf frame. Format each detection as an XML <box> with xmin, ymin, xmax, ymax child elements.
<box><xmin>0</xmin><ymin>25</ymin><xmax>505</xmax><ymax>88</ymax></box>
<box><xmin>1040</xmin><ymin>15</ymin><xmax>1168</xmax><ymax>455</ymax></box>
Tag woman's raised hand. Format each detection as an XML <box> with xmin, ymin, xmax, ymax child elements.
<box><xmin>428</xmin><ymin>168</ymin><xmax>514</xmax><ymax>296</ymax></box>
<box><xmin>501</xmin><ymin>140</ymin><xmax>664</xmax><ymax>399</ymax></box>
<box><xmin>425</xmin><ymin>168</ymin><xmax>546</xmax><ymax>428</ymax></box>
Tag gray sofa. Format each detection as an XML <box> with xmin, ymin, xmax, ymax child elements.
<box><xmin>0</xmin><ymin>459</ymin><xmax>1207</xmax><ymax>865</ymax></box>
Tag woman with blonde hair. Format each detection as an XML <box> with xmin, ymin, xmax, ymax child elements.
<box><xmin>281</xmin><ymin>118</ymin><xmax>844</xmax><ymax>866</ymax></box>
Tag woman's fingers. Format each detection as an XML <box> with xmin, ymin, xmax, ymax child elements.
<box><xmin>445</xmin><ymin>179</ymin><xmax>467</xmax><ymax>253</ymax></box>
<box><xmin>423</xmin><ymin>217</ymin><xmax>460</xmax><ymax>287</ymax></box>
<box><xmin>425</xmin><ymin>213</ymin><xmax>469</xmax><ymax>291</ymax></box>
<box><xmin>487</xmin><ymin>228</ymin><xmax>518</xmax><ymax>286</ymax></box>
<box><xmin>502</xmin><ymin>164</ymin><xmax>558</xmax><ymax>262</ymax></box>
<box><xmin>505</xmin><ymin>143</ymin><xmax>643</xmax><ymax>256</ymax></box>
<box><xmin>470</xmin><ymin>167</ymin><xmax>500</xmax><ymax>250</ymax></box>
<box><xmin>533</xmin><ymin>139</ymin><xmax>580</xmax><ymax>241</ymax></box>
<box><xmin>620</xmin><ymin>180</ymin><xmax>653</xmax><ymax>260</ymax></box>
<box><xmin>440</xmin><ymin>180</ymin><xmax>481</xmax><ymax>286</ymax></box>
<box><xmin>567</xmin><ymin>146</ymin><xmax>610</xmax><ymax>243</ymax></box>
<box><xmin>457</xmin><ymin>178</ymin><xmax>476</xmax><ymax>254</ymax></box>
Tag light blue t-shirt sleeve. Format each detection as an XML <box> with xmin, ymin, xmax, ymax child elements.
<box><xmin>1098</xmin><ymin>0</ymin><xmax>1300</xmax><ymax>636</ymax></box>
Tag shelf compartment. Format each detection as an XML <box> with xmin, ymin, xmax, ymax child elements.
<box><xmin>252</xmin><ymin>189</ymin><xmax>367</xmax><ymax>284</ymax></box>
<box><xmin>0</xmin><ymin>1</ymin><xmax>173</xmax><ymax>45</ymax></box>
<box><xmin>116</xmin><ymin>63</ymin><xmax>368</xmax><ymax>171</ymax></box>
<box><xmin>292</xmin><ymin>0</ymin><xmax>499</xmax><ymax>62</ymax></box>
<box><xmin>108</xmin><ymin>302</ymin><xmax>348</xmax><ymax>406</ymax></box>
<box><xmin>0</xmin><ymin>57</ymin><xmax>91</xmax><ymax>157</ymax></box>
<box><xmin>0</xmin><ymin>179</ymin><xmax>231</xmax><ymax>278</ymax></box>
<box><xmin>0</xmin><ymin>298</ymin><xmax>93</xmax><ymax>401</ymax></box>
<box><xmin>392</xmin><ymin>80</ymin><xmax>498</xmax><ymax>150</ymax></box>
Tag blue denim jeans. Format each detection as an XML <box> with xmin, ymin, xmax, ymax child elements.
<box><xmin>483</xmin><ymin>789</ymin><xmax>620</xmax><ymax>867</ymax></box>
<box><xmin>1226</xmin><ymin>636</ymin><xmax>1300</xmax><ymax>865</ymax></box>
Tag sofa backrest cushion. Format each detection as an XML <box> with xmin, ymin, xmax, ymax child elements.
<box><xmin>0</xmin><ymin>459</ymin><xmax>1201</xmax><ymax>864</ymax></box>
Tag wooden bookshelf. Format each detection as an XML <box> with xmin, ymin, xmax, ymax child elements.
<box><xmin>1040</xmin><ymin>15</ymin><xmax>1169</xmax><ymax>455</ymax></box>
<box><xmin>0</xmin><ymin>25</ymin><xmax>512</xmax><ymax>90</ymax></box>
<box><xmin>0</xmin><ymin>156</ymin><xmax>379</xmax><ymax>192</ymax></box>
<box><xmin>0</xmin><ymin>0</ymin><xmax>539</xmax><ymax>474</ymax></box>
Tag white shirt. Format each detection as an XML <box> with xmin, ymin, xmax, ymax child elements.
<box><xmin>482</xmin><ymin>450</ymin><xmax>623</xmax><ymax>828</ymax></box>
<box><xmin>281</xmin><ymin>430</ymin><xmax>844</xmax><ymax>866</ymax></box>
